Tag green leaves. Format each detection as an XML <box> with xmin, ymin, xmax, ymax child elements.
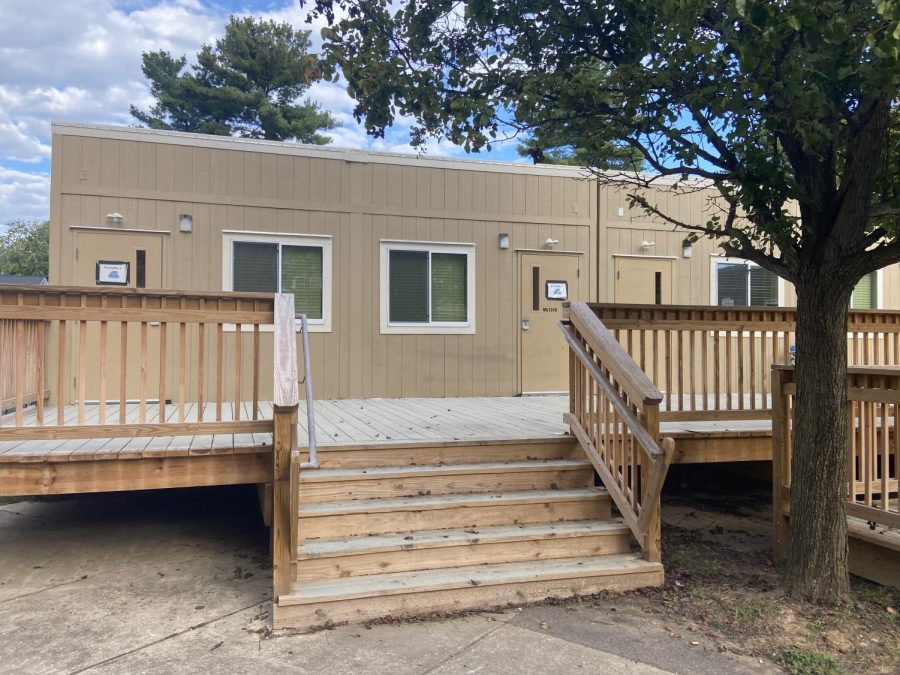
<box><xmin>0</xmin><ymin>220</ymin><xmax>48</xmax><ymax>277</ymax></box>
<box><xmin>131</xmin><ymin>17</ymin><xmax>335</xmax><ymax>143</ymax></box>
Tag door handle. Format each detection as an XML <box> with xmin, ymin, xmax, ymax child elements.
<box><xmin>521</xmin><ymin>320</ymin><xmax>530</xmax><ymax>331</ymax></box>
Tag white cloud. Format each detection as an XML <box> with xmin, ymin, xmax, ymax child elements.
<box><xmin>0</xmin><ymin>167</ymin><xmax>50</xmax><ymax>224</ymax></box>
<box><xmin>0</xmin><ymin>0</ymin><xmax>518</xmax><ymax>222</ymax></box>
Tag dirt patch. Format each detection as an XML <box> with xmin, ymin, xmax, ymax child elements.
<box><xmin>619</xmin><ymin>483</ymin><xmax>900</xmax><ymax>674</ymax></box>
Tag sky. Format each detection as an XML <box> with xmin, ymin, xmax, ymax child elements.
<box><xmin>0</xmin><ymin>0</ymin><xmax>524</xmax><ymax>227</ymax></box>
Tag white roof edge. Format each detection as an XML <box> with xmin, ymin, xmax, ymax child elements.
<box><xmin>50</xmin><ymin>121</ymin><xmax>593</xmax><ymax>178</ymax></box>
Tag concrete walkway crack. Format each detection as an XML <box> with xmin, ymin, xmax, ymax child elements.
<box><xmin>70</xmin><ymin>599</ymin><xmax>270</xmax><ymax>674</ymax></box>
<box><xmin>419</xmin><ymin>621</ymin><xmax>506</xmax><ymax>675</ymax></box>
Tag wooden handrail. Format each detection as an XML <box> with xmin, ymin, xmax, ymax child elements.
<box><xmin>272</xmin><ymin>293</ymin><xmax>300</xmax><ymax>602</ymax></box>
<box><xmin>560</xmin><ymin>324</ymin><xmax>664</xmax><ymax>462</ymax></box>
<box><xmin>772</xmin><ymin>364</ymin><xmax>900</xmax><ymax>557</ymax></box>
<box><xmin>568</xmin><ymin>303</ymin><xmax>663</xmax><ymax>407</ymax></box>
<box><xmin>562</xmin><ymin>302</ymin><xmax>675</xmax><ymax>563</ymax></box>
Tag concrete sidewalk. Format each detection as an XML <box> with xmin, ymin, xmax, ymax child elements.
<box><xmin>0</xmin><ymin>488</ymin><xmax>776</xmax><ymax>674</ymax></box>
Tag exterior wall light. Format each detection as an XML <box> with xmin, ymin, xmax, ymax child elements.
<box><xmin>179</xmin><ymin>214</ymin><xmax>193</xmax><ymax>233</ymax></box>
<box><xmin>682</xmin><ymin>240</ymin><xmax>693</xmax><ymax>258</ymax></box>
<box><xmin>105</xmin><ymin>212</ymin><xmax>124</xmax><ymax>225</ymax></box>
<box><xmin>499</xmin><ymin>233</ymin><xmax>510</xmax><ymax>249</ymax></box>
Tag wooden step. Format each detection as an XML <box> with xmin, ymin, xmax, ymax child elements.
<box><xmin>297</xmin><ymin>459</ymin><xmax>594</xmax><ymax>503</ymax></box>
<box><xmin>275</xmin><ymin>553</ymin><xmax>663</xmax><ymax>629</ymax></box>
<box><xmin>312</xmin><ymin>437</ymin><xmax>580</xmax><ymax>469</ymax></box>
<box><xmin>296</xmin><ymin>521</ymin><xmax>632</xmax><ymax>582</ymax></box>
<box><xmin>297</xmin><ymin>488</ymin><xmax>611</xmax><ymax>539</ymax></box>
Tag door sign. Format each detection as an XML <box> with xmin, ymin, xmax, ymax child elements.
<box><xmin>545</xmin><ymin>280</ymin><xmax>568</xmax><ymax>300</ymax></box>
<box><xmin>96</xmin><ymin>261</ymin><xmax>130</xmax><ymax>286</ymax></box>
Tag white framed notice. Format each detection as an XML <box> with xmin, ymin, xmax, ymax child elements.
<box><xmin>545</xmin><ymin>280</ymin><xmax>568</xmax><ymax>301</ymax></box>
<box><xmin>96</xmin><ymin>260</ymin><xmax>130</xmax><ymax>286</ymax></box>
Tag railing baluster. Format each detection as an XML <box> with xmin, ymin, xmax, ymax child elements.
<box><xmin>119</xmin><ymin>297</ymin><xmax>128</xmax><ymax>425</ymax></box>
<box><xmin>197</xmin><ymin>298</ymin><xmax>205</xmax><ymax>422</ymax></box>
<box><xmin>14</xmin><ymin>318</ymin><xmax>23</xmax><ymax>426</ymax></box>
<box><xmin>234</xmin><ymin>319</ymin><xmax>243</xmax><ymax>422</ymax></box>
<box><xmin>253</xmin><ymin>300</ymin><xmax>260</xmax><ymax>420</ymax></box>
<box><xmin>140</xmin><ymin>296</ymin><xmax>148</xmax><ymax>425</ymax></box>
<box><xmin>78</xmin><ymin>294</ymin><xmax>87</xmax><ymax>426</ymax></box>
<box><xmin>99</xmin><ymin>295</ymin><xmax>107</xmax><ymax>425</ymax></box>
<box><xmin>159</xmin><ymin>320</ymin><xmax>167</xmax><ymax>424</ymax></box>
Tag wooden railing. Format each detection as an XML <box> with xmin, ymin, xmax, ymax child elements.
<box><xmin>0</xmin><ymin>318</ymin><xmax>47</xmax><ymax>414</ymax></box>
<box><xmin>580</xmin><ymin>304</ymin><xmax>900</xmax><ymax>421</ymax></box>
<box><xmin>560</xmin><ymin>302</ymin><xmax>675</xmax><ymax>562</ymax></box>
<box><xmin>773</xmin><ymin>365</ymin><xmax>900</xmax><ymax>557</ymax></box>
<box><xmin>0</xmin><ymin>285</ymin><xmax>277</xmax><ymax>439</ymax></box>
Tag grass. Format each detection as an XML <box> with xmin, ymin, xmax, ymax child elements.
<box><xmin>774</xmin><ymin>648</ymin><xmax>844</xmax><ymax>675</ymax></box>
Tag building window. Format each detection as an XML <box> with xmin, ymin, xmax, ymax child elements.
<box><xmin>713</xmin><ymin>258</ymin><xmax>779</xmax><ymax>307</ymax></box>
<box><xmin>223</xmin><ymin>232</ymin><xmax>332</xmax><ymax>331</ymax></box>
<box><xmin>851</xmin><ymin>272</ymin><xmax>878</xmax><ymax>309</ymax></box>
<box><xmin>380</xmin><ymin>241</ymin><xmax>475</xmax><ymax>334</ymax></box>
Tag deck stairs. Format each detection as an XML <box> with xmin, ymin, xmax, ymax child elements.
<box><xmin>272</xmin><ymin>437</ymin><xmax>664</xmax><ymax>629</ymax></box>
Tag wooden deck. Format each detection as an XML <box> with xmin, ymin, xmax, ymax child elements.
<box><xmin>0</xmin><ymin>395</ymin><xmax>771</xmax><ymax>471</ymax></box>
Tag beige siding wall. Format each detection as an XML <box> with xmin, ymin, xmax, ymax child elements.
<box><xmin>597</xmin><ymin>184</ymin><xmax>729</xmax><ymax>304</ymax></box>
<box><xmin>49</xmin><ymin>125</ymin><xmax>900</xmax><ymax>400</ymax></box>
<box><xmin>50</xmin><ymin>128</ymin><xmax>595</xmax><ymax>399</ymax></box>
<box><xmin>596</xmin><ymin>185</ymin><xmax>900</xmax><ymax>309</ymax></box>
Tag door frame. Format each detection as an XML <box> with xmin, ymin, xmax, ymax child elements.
<box><xmin>517</xmin><ymin>249</ymin><xmax>584</xmax><ymax>395</ymax></box>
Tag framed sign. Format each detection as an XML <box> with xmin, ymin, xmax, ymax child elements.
<box><xmin>96</xmin><ymin>260</ymin><xmax>130</xmax><ymax>286</ymax></box>
<box><xmin>545</xmin><ymin>280</ymin><xmax>568</xmax><ymax>301</ymax></box>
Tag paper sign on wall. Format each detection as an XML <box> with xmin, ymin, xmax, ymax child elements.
<box><xmin>96</xmin><ymin>261</ymin><xmax>130</xmax><ymax>286</ymax></box>
<box><xmin>545</xmin><ymin>280</ymin><xmax>568</xmax><ymax>301</ymax></box>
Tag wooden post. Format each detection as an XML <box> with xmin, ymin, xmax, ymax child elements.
<box><xmin>272</xmin><ymin>293</ymin><xmax>299</xmax><ymax>603</ymax></box>
<box><xmin>273</xmin><ymin>402</ymin><xmax>298</xmax><ymax>601</ymax></box>
<box><xmin>640</xmin><ymin>404</ymin><xmax>662</xmax><ymax>563</ymax></box>
<box><xmin>771</xmin><ymin>366</ymin><xmax>789</xmax><ymax>560</ymax></box>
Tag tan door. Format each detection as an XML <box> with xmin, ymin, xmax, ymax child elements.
<box><xmin>614</xmin><ymin>257</ymin><xmax>673</xmax><ymax>304</ymax></box>
<box><xmin>73</xmin><ymin>231</ymin><xmax>165</xmax><ymax>403</ymax></box>
<box><xmin>519</xmin><ymin>252</ymin><xmax>582</xmax><ymax>393</ymax></box>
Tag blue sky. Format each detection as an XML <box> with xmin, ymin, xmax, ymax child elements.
<box><xmin>0</xmin><ymin>0</ymin><xmax>523</xmax><ymax>227</ymax></box>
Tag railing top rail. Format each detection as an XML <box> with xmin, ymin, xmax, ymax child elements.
<box><xmin>0</xmin><ymin>284</ymin><xmax>275</xmax><ymax>303</ymax></box>
<box><xmin>0</xmin><ymin>286</ymin><xmax>276</xmax><ymax>324</ymax></box>
<box><xmin>580</xmin><ymin>302</ymin><xmax>900</xmax><ymax>328</ymax></box>
<box><xmin>567</xmin><ymin>302</ymin><xmax>663</xmax><ymax>407</ymax></box>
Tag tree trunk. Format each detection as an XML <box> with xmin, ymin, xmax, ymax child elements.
<box><xmin>784</xmin><ymin>277</ymin><xmax>852</xmax><ymax>603</ymax></box>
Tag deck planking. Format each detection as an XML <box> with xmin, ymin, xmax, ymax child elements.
<box><xmin>0</xmin><ymin>395</ymin><xmax>773</xmax><ymax>465</ymax></box>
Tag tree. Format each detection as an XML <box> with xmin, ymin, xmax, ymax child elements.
<box><xmin>310</xmin><ymin>0</ymin><xmax>900</xmax><ymax>603</ymax></box>
<box><xmin>0</xmin><ymin>220</ymin><xmax>49</xmax><ymax>277</ymax></box>
<box><xmin>516</xmin><ymin>124</ymin><xmax>645</xmax><ymax>168</ymax></box>
<box><xmin>132</xmin><ymin>16</ymin><xmax>336</xmax><ymax>143</ymax></box>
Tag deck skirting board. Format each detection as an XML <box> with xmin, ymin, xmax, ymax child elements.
<box><xmin>0</xmin><ymin>452</ymin><xmax>272</xmax><ymax>496</ymax></box>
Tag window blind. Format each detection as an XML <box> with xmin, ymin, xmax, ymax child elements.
<box><xmin>430</xmin><ymin>253</ymin><xmax>467</xmax><ymax>322</ymax></box>
<box><xmin>749</xmin><ymin>266</ymin><xmax>779</xmax><ymax>306</ymax></box>
<box><xmin>852</xmin><ymin>273</ymin><xmax>875</xmax><ymax>309</ymax></box>
<box><xmin>717</xmin><ymin>263</ymin><xmax>748</xmax><ymax>306</ymax></box>
<box><xmin>281</xmin><ymin>245</ymin><xmax>323</xmax><ymax>319</ymax></box>
<box><xmin>233</xmin><ymin>242</ymin><xmax>277</xmax><ymax>293</ymax></box>
<box><xmin>389</xmin><ymin>250</ymin><xmax>429</xmax><ymax>322</ymax></box>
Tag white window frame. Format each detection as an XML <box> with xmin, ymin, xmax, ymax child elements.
<box><xmin>850</xmin><ymin>269</ymin><xmax>883</xmax><ymax>310</ymax></box>
<box><xmin>379</xmin><ymin>240</ymin><xmax>476</xmax><ymax>335</ymax></box>
<box><xmin>222</xmin><ymin>230</ymin><xmax>333</xmax><ymax>333</ymax></box>
<box><xmin>709</xmin><ymin>256</ymin><xmax>786</xmax><ymax>308</ymax></box>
